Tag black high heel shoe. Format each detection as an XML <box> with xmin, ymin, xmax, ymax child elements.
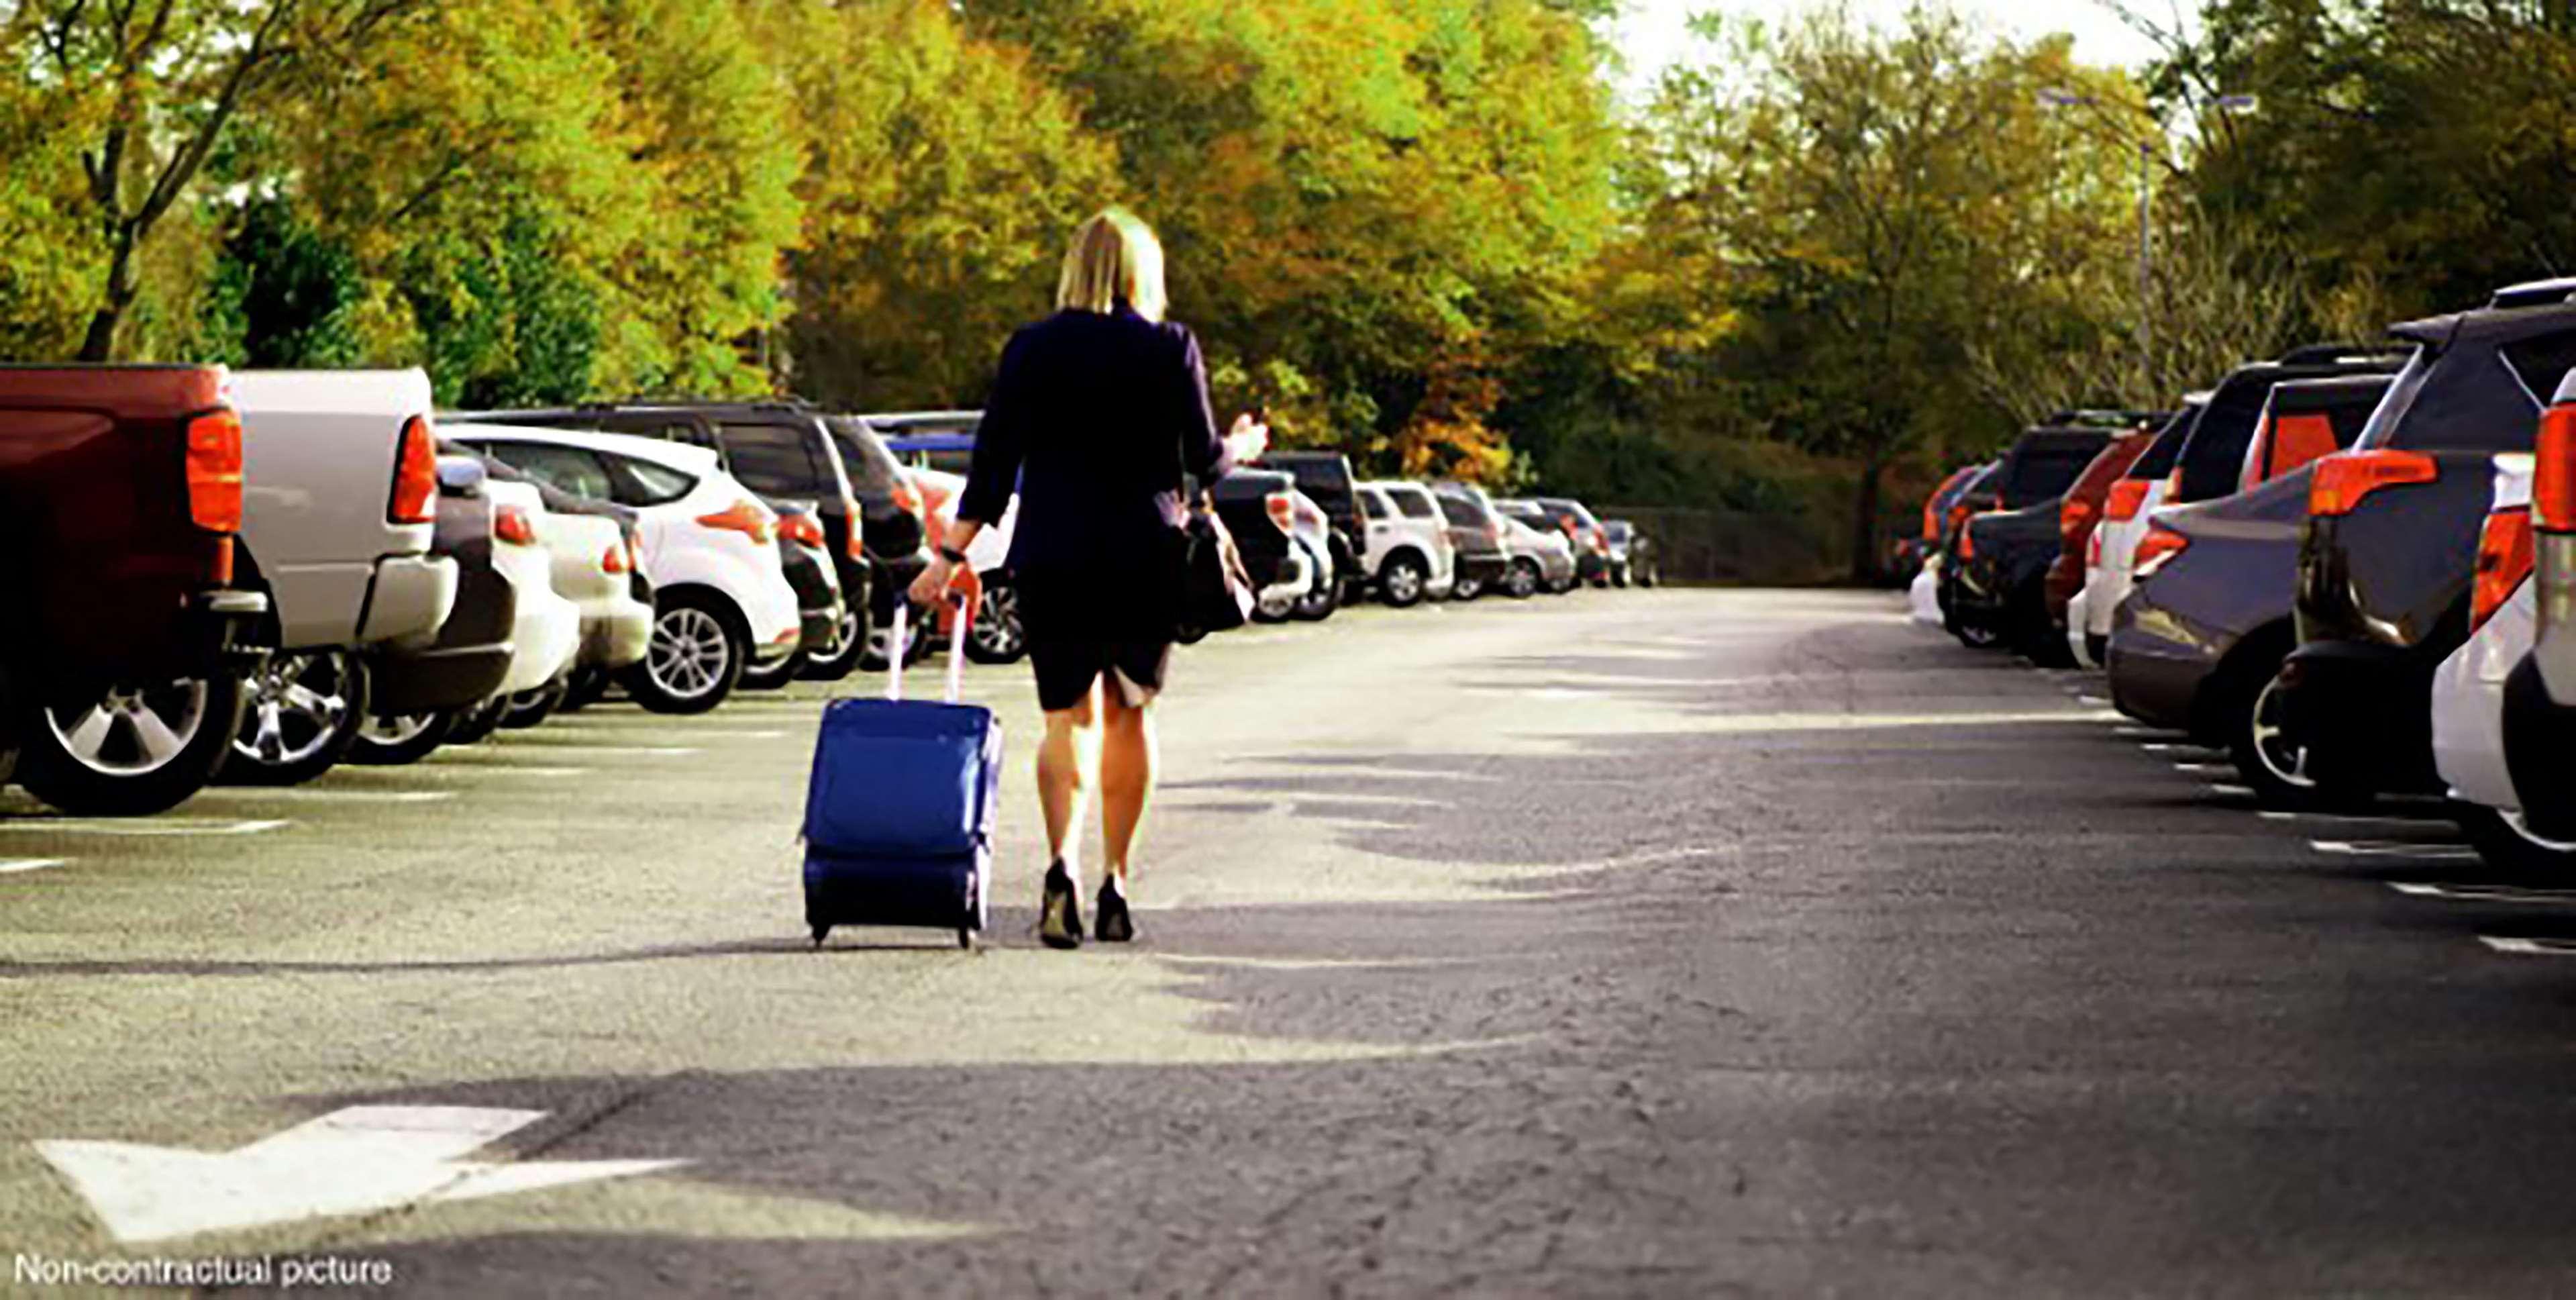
<box><xmin>1095</xmin><ymin>879</ymin><xmax>1135</xmax><ymax>943</ymax></box>
<box><xmin>1039</xmin><ymin>862</ymin><xmax>1084</xmax><ymax>950</ymax></box>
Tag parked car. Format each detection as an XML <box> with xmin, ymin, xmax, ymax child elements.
<box><xmin>845</xmin><ymin>411</ymin><xmax>974</xmax><ymax>668</ymax></box>
<box><xmin>2272</xmin><ymin>280</ymin><xmax>2576</xmax><ymax>800</ymax></box>
<box><xmin>346</xmin><ymin>456</ymin><xmax>519</xmax><ymax>766</ymax></box>
<box><xmin>225</xmin><ymin>370</ymin><xmax>459</xmax><ymax>785</ymax></box>
<box><xmin>907</xmin><ymin>462</ymin><xmax>1027</xmax><ymax>663</ymax></box>
<box><xmin>1625</xmin><ymin>524</ymin><xmax>1661</xmax><ymax>587</ymax></box>
<box><xmin>452</xmin><ymin>448</ymin><xmax>654</xmax><ymax>713</ymax></box>
<box><xmin>1356</xmin><ymin>481</ymin><xmax>1457</xmax><ymax>607</ymax></box>
<box><xmin>1494</xmin><ymin>497</ymin><xmax>1586</xmax><ymax>592</ymax></box>
<box><xmin>1252</xmin><ymin>450</ymin><xmax>1364</xmax><ymax>601</ymax></box>
<box><xmin>2043</xmin><ymin>430</ymin><xmax>2156</xmax><ymax>652</ymax></box>
<box><xmin>2430</xmin><ymin>453</ymin><xmax>2560</xmax><ymax>868</ymax></box>
<box><xmin>2105</xmin><ymin>464</ymin><xmax>2326</xmax><ymax>803</ymax></box>
<box><xmin>1282</xmin><ymin>489</ymin><xmax>1341</xmax><ymax>620</ymax></box>
<box><xmin>2238</xmin><ymin>373</ymin><xmax>2395</xmax><ymax>493</ymax></box>
<box><xmin>1945</xmin><ymin>422</ymin><xmax>2122</xmax><ymax>658</ymax></box>
<box><xmin>1204</xmin><ymin>468</ymin><xmax>1313</xmax><ymax>622</ymax></box>
<box><xmin>1430</xmin><ymin>484</ymin><xmax>1511</xmax><ymax>600</ymax></box>
<box><xmin>1495</xmin><ymin>510</ymin><xmax>1578</xmax><ymax>597</ymax></box>
<box><xmin>2487</xmin><ymin>372</ymin><xmax>2576</xmax><ymax>863</ymax></box>
<box><xmin>1527</xmin><ymin>497</ymin><xmax>1614</xmax><ymax>586</ymax></box>
<box><xmin>0</xmin><ymin>365</ymin><xmax>266</xmax><ymax>815</ymax></box>
<box><xmin>2164</xmin><ymin>347</ymin><xmax>2406</xmax><ymax>508</ymax></box>
<box><xmin>445</xmin><ymin>426</ymin><xmax>801</xmax><ymax>714</ymax></box>
<box><xmin>481</xmin><ymin>479</ymin><xmax>588</xmax><ymax>726</ymax></box>
<box><xmin>460</xmin><ymin>400</ymin><xmax>880</xmax><ymax>680</ymax></box>
<box><xmin>739</xmin><ymin>502</ymin><xmax>845</xmax><ymax>692</ymax></box>
<box><xmin>2073</xmin><ymin>405</ymin><xmax>2201</xmax><ymax>664</ymax></box>
<box><xmin>1896</xmin><ymin>465</ymin><xmax>1981</xmax><ymax>578</ymax></box>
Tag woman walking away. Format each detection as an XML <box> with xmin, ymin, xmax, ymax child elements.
<box><xmin>911</xmin><ymin>207</ymin><xmax>1267</xmax><ymax>950</ymax></box>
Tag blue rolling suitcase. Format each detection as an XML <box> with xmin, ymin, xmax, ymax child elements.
<box><xmin>802</xmin><ymin>600</ymin><xmax>1000</xmax><ymax>948</ymax></box>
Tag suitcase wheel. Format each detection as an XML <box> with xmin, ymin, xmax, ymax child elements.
<box><xmin>957</xmin><ymin>927</ymin><xmax>974</xmax><ymax>950</ymax></box>
<box><xmin>811</xmin><ymin>926</ymin><xmax>829</xmax><ymax>949</ymax></box>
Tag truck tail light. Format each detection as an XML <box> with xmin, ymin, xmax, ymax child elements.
<box><xmin>387</xmin><ymin>415</ymin><xmax>437</xmax><ymax>525</ymax></box>
<box><xmin>1265</xmin><ymin>491</ymin><xmax>1296</xmax><ymax>534</ymax></box>
<box><xmin>2538</xmin><ymin>406</ymin><xmax>2576</xmax><ymax>532</ymax></box>
<box><xmin>2133</xmin><ymin>521</ymin><xmax>2189</xmax><ymax>579</ymax></box>
<box><xmin>1957</xmin><ymin>527</ymin><xmax>1977</xmax><ymax>560</ymax></box>
<box><xmin>2309</xmin><ymin>450</ymin><xmax>2438</xmax><ymax>517</ymax></box>
<box><xmin>2471</xmin><ymin>506</ymin><xmax>2534</xmax><ymax>632</ymax></box>
<box><xmin>698</xmin><ymin>499</ymin><xmax>776</xmax><ymax>544</ymax></box>
<box><xmin>841</xmin><ymin>493</ymin><xmax>867</xmax><ymax>560</ymax></box>
<box><xmin>2104</xmin><ymin>479</ymin><xmax>2152</xmax><ymax>522</ymax></box>
<box><xmin>494</xmin><ymin>504</ymin><xmax>537</xmax><ymax>546</ymax></box>
<box><xmin>2059</xmin><ymin>495</ymin><xmax>2097</xmax><ymax>544</ymax></box>
<box><xmin>184</xmin><ymin>408</ymin><xmax>244</xmax><ymax>533</ymax></box>
<box><xmin>602</xmin><ymin>542</ymin><xmax>631</xmax><ymax>574</ymax></box>
<box><xmin>779</xmin><ymin>511</ymin><xmax>826</xmax><ymax>548</ymax></box>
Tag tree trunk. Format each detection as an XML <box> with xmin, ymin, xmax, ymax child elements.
<box><xmin>76</xmin><ymin>238</ymin><xmax>138</xmax><ymax>364</ymax></box>
<box><xmin>1849</xmin><ymin>455</ymin><xmax>1886</xmax><ymax>584</ymax></box>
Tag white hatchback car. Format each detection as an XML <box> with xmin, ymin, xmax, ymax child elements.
<box><xmin>447</xmin><ymin>427</ymin><xmax>801</xmax><ymax>714</ymax></box>
<box><xmin>2432</xmin><ymin>454</ymin><xmax>2571</xmax><ymax>871</ymax></box>
<box><xmin>1357</xmin><ymin>482</ymin><xmax>1457</xmax><ymax>607</ymax></box>
<box><xmin>480</xmin><ymin>480</ymin><xmax>586</xmax><ymax>710</ymax></box>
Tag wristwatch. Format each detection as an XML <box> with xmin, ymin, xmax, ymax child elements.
<box><xmin>938</xmin><ymin>546</ymin><xmax>970</xmax><ymax>565</ymax></box>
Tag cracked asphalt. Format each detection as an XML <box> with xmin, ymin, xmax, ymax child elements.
<box><xmin>9</xmin><ymin>587</ymin><xmax>2576</xmax><ymax>1295</ymax></box>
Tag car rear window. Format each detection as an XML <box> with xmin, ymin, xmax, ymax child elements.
<box><xmin>1357</xmin><ymin>488</ymin><xmax>1390</xmax><ymax>520</ymax></box>
<box><xmin>2002</xmin><ymin>444</ymin><xmax>2103</xmax><ymax>505</ymax></box>
<box><xmin>1263</xmin><ymin>456</ymin><xmax>1353</xmax><ymax>500</ymax></box>
<box><xmin>2357</xmin><ymin>340</ymin><xmax>2546</xmax><ymax>453</ymax></box>
<box><xmin>2127</xmin><ymin>407</ymin><xmax>2200</xmax><ymax>480</ymax></box>
<box><xmin>2500</xmin><ymin>329</ymin><xmax>2576</xmax><ymax>407</ymax></box>
<box><xmin>477</xmin><ymin>442</ymin><xmax>615</xmax><ymax>501</ymax></box>
<box><xmin>1435</xmin><ymin>496</ymin><xmax>1482</xmax><ymax>527</ymax></box>
<box><xmin>717</xmin><ymin>422</ymin><xmax>825</xmax><ymax>496</ymax></box>
<box><xmin>827</xmin><ymin>418</ymin><xmax>907</xmax><ymax>495</ymax></box>
<box><xmin>2175</xmin><ymin>377</ymin><xmax>2279</xmax><ymax>501</ymax></box>
<box><xmin>1393</xmin><ymin>489</ymin><xmax>1437</xmax><ymax>519</ymax></box>
<box><xmin>609</xmin><ymin>456</ymin><xmax>697</xmax><ymax>507</ymax></box>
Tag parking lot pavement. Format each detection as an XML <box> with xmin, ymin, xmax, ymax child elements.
<box><xmin>14</xmin><ymin>587</ymin><xmax>2576</xmax><ymax>1293</ymax></box>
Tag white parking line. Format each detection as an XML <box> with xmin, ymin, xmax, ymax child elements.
<box><xmin>2076</xmin><ymin>694</ymin><xmax>2111</xmax><ymax>707</ymax></box>
<box><xmin>2480</xmin><ymin>936</ymin><xmax>2568</xmax><ymax>956</ymax></box>
<box><xmin>537</xmin><ymin>728</ymin><xmax>788</xmax><ymax>740</ymax></box>
<box><xmin>2206</xmin><ymin>783</ymin><xmax>2258</xmax><ymax>799</ymax></box>
<box><xmin>193</xmin><ymin>789</ymin><xmax>458</xmax><ymax>805</ymax></box>
<box><xmin>0</xmin><ymin>858</ymin><xmax>66</xmax><ymax>874</ymax></box>
<box><xmin>446</xmin><ymin>746</ymin><xmax>698</xmax><ymax>758</ymax></box>
<box><xmin>2389</xmin><ymin>881</ymin><xmax>2576</xmax><ymax>905</ymax></box>
<box><xmin>2171</xmin><ymin>762</ymin><xmax>2230</xmax><ymax>774</ymax></box>
<box><xmin>2311</xmin><ymin>839</ymin><xmax>2478</xmax><ymax>860</ymax></box>
<box><xmin>0</xmin><ymin>818</ymin><xmax>287</xmax><ymax>838</ymax></box>
<box><xmin>2259</xmin><ymin>809</ymin><xmax>2442</xmax><ymax>826</ymax></box>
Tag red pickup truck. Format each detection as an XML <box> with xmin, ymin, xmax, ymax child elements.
<box><xmin>0</xmin><ymin>366</ymin><xmax>268</xmax><ymax>814</ymax></box>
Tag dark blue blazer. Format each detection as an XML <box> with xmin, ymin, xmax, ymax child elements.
<box><xmin>958</xmin><ymin>307</ymin><xmax>1231</xmax><ymax>583</ymax></box>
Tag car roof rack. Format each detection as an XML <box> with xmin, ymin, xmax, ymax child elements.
<box><xmin>2273</xmin><ymin>342</ymin><xmax>2409</xmax><ymax>365</ymax></box>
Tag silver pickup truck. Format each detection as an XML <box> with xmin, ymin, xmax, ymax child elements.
<box><xmin>227</xmin><ymin>370</ymin><xmax>458</xmax><ymax>784</ymax></box>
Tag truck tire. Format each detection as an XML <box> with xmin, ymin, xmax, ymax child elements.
<box><xmin>621</xmin><ymin>590</ymin><xmax>745</xmax><ymax>715</ymax></box>
<box><xmin>223</xmin><ymin>650</ymin><xmax>370</xmax><ymax>787</ymax></box>
<box><xmin>1379</xmin><ymin>554</ymin><xmax>1429</xmax><ymax>608</ymax></box>
<box><xmin>15</xmin><ymin>672</ymin><xmax>247</xmax><ymax>815</ymax></box>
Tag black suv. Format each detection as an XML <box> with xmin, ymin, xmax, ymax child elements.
<box><xmin>1251</xmin><ymin>451</ymin><xmax>1362</xmax><ymax>599</ymax></box>
<box><xmin>2273</xmin><ymin>279</ymin><xmax>2576</xmax><ymax>797</ymax></box>
<box><xmin>2165</xmin><ymin>346</ymin><xmax>2408</xmax><ymax>507</ymax></box>
<box><xmin>456</xmin><ymin>400</ymin><xmax>893</xmax><ymax>676</ymax></box>
<box><xmin>1945</xmin><ymin>419</ymin><xmax>2129</xmax><ymax>654</ymax></box>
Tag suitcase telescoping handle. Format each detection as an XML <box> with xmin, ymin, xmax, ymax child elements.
<box><xmin>884</xmin><ymin>582</ymin><xmax>977</xmax><ymax>705</ymax></box>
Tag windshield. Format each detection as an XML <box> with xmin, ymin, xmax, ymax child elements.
<box><xmin>2127</xmin><ymin>406</ymin><xmax>2201</xmax><ymax>480</ymax></box>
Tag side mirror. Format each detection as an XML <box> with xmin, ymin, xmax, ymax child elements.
<box><xmin>435</xmin><ymin>457</ymin><xmax>487</xmax><ymax>497</ymax></box>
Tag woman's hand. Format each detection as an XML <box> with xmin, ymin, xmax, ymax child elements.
<box><xmin>907</xmin><ymin>555</ymin><xmax>961</xmax><ymax>608</ymax></box>
<box><xmin>1225</xmin><ymin>411</ymin><xmax>1271</xmax><ymax>464</ymax></box>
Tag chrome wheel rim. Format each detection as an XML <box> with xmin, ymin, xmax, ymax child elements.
<box><xmin>1258</xmin><ymin>587</ymin><xmax>1296</xmax><ymax>619</ymax></box>
<box><xmin>2501</xmin><ymin>810</ymin><xmax>2576</xmax><ymax>855</ymax></box>
<box><xmin>46</xmin><ymin>679</ymin><xmax>211</xmax><ymax>777</ymax></box>
<box><xmin>973</xmin><ymin>585</ymin><xmax>1025</xmax><ymax>657</ymax></box>
<box><xmin>2247</xmin><ymin>676</ymin><xmax>2317</xmax><ymax>790</ymax></box>
<box><xmin>359</xmin><ymin>712</ymin><xmax>437</xmax><ymax>748</ymax></box>
<box><xmin>1386</xmin><ymin>563</ymin><xmax>1422</xmax><ymax>603</ymax></box>
<box><xmin>649</xmin><ymin>607</ymin><xmax>731</xmax><ymax>699</ymax></box>
<box><xmin>236</xmin><ymin>652</ymin><xmax>356</xmax><ymax>769</ymax></box>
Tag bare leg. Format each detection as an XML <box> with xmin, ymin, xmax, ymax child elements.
<box><xmin>1037</xmin><ymin>683</ymin><xmax>1101</xmax><ymax>881</ymax></box>
<box><xmin>1099</xmin><ymin>687</ymin><xmax>1157</xmax><ymax>883</ymax></box>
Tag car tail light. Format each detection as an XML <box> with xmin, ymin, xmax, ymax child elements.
<box><xmin>1590</xmin><ymin>526</ymin><xmax>1608</xmax><ymax>554</ymax></box>
<box><xmin>1265</xmin><ymin>491</ymin><xmax>1295</xmax><ymax>533</ymax></box>
<box><xmin>1957</xmin><ymin>526</ymin><xmax>1976</xmax><ymax>560</ymax></box>
<box><xmin>2538</xmin><ymin>406</ymin><xmax>2576</xmax><ymax>532</ymax></box>
<box><xmin>841</xmin><ymin>493</ymin><xmax>866</xmax><ymax>559</ymax></box>
<box><xmin>1945</xmin><ymin>503</ymin><xmax>1973</xmax><ymax>537</ymax></box>
<box><xmin>387</xmin><ymin>415</ymin><xmax>437</xmax><ymax>525</ymax></box>
<box><xmin>494</xmin><ymin>504</ymin><xmax>537</xmax><ymax>546</ymax></box>
<box><xmin>698</xmin><ymin>499</ymin><xmax>776</xmax><ymax>544</ymax></box>
<box><xmin>2132</xmin><ymin>521</ymin><xmax>2189</xmax><ymax>578</ymax></box>
<box><xmin>2104</xmin><ymin>479</ymin><xmax>2152</xmax><ymax>522</ymax></box>
<box><xmin>602</xmin><ymin>542</ymin><xmax>630</xmax><ymax>574</ymax></box>
<box><xmin>183</xmin><ymin>408</ymin><xmax>244</xmax><ymax>534</ymax></box>
<box><xmin>2059</xmin><ymin>495</ymin><xmax>2097</xmax><ymax>544</ymax></box>
<box><xmin>779</xmin><ymin>511</ymin><xmax>826</xmax><ymax>548</ymax></box>
<box><xmin>2472</xmin><ymin>506</ymin><xmax>2535</xmax><ymax>631</ymax></box>
<box><xmin>2309</xmin><ymin>449</ymin><xmax>2438</xmax><ymax>517</ymax></box>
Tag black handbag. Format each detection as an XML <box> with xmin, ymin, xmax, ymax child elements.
<box><xmin>1172</xmin><ymin>493</ymin><xmax>1254</xmax><ymax>644</ymax></box>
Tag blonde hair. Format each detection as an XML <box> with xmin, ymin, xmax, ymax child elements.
<box><xmin>1055</xmin><ymin>207</ymin><xmax>1168</xmax><ymax>323</ymax></box>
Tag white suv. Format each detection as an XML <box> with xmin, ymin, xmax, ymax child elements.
<box><xmin>227</xmin><ymin>370</ymin><xmax>460</xmax><ymax>784</ymax></box>
<box><xmin>1357</xmin><ymin>482</ymin><xmax>1457</xmax><ymax>607</ymax></box>
<box><xmin>446</xmin><ymin>426</ymin><xmax>801</xmax><ymax>714</ymax></box>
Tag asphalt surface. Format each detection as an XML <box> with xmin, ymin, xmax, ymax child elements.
<box><xmin>7</xmin><ymin>587</ymin><xmax>2576</xmax><ymax>1295</ymax></box>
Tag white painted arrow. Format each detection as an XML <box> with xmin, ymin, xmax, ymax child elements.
<box><xmin>37</xmin><ymin>1105</ymin><xmax>685</xmax><ymax>1244</ymax></box>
